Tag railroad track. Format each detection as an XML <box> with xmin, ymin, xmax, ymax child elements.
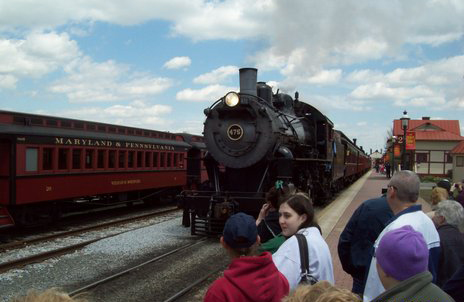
<box><xmin>66</xmin><ymin>237</ymin><xmax>228</xmax><ymax>302</ymax></box>
<box><xmin>161</xmin><ymin>266</ymin><xmax>224</xmax><ymax>302</ymax></box>
<box><xmin>0</xmin><ymin>207</ymin><xmax>180</xmax><ymax>252</ymax></box>
<box><xmin>69</xmin><ymin>238</ymin><xmax>208</xmax><ymax>296</ymax></box>
<box><xmin>0</xmin><ymin>207</ymin><xmax>181</xmax><ymax>273</ymax></box>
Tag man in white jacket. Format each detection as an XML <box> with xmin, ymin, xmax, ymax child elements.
<box><xmin>363</xmin><ymin>170</ymin><xmax>440</xmax><ymax>301</ymax></box>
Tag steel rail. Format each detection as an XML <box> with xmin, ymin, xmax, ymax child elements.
<box><xmin>162</xmin><ymin>266</ymin><xmax>225</xmax><ymax>302</ymax></box>
<box><xmin>69</xmin><ymin>238</ymin><xmax>207</xmax><ymax>297</ymax></box>
<box><xmin>0</xmin><ymin>207</ymin><xmax>179</xmax><ymax>252</ymax></box>
<box><xmin>0</xmin><ymin>208</ymin><xmax>181</xmax><ymax>273</ymax></box>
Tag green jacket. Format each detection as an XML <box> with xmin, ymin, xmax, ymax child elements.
<box><xmin>371</xmin><ymin>271</ymin><xmax>455</xmax><ymax>302</ymax></box>
<box><xmin>258</xmin><ymin>234</ymin><xmax>286</xmax><ymax>254</ymax></box>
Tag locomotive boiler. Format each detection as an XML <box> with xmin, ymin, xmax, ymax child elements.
<box><xmin>181</xmin><ymin>68</ymin><xmax>368</xmax><ymax>235</ymax></box>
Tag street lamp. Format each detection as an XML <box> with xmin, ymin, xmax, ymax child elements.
<box><xmin>400</xmin><ymin>110</ymin><xmax>410</xmax><ymax>170</ymax></box>
<box><xmin>391</xmin><ymin>136</ymin><xmax>397</xmax><ymax>174</ymax></box>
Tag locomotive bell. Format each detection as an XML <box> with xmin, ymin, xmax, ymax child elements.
<box><xmin>239</xmin><ymin>68</ymin><xmax>257</xmax><ymax>96</ymax></box>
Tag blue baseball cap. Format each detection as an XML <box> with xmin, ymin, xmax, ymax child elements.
<box><xmin>223</xmin><ymin>212</ymin><xmax>258</xmax><ymax>249</ymax></box>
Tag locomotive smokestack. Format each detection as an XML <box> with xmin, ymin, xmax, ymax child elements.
<box><xmin>239</xmin><ymin>68</ymin><xmax>257</xmax><ymax>96</ymax></box>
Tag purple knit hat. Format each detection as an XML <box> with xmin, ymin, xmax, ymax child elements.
<box><xmin>376</xmin><ymin>225</ymin><xmax>429</xmax><ymax>281</ymax></box>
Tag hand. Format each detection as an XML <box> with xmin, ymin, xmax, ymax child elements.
<box><xmin>256</xmin><ymin>203</ymin><xmax>271</xmax><ymax>225</ymax></box>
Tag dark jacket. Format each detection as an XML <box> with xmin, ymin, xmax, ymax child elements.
<box><xmin>456</xmin><ymin>191</ymin><xmax>464</xmax><ymax>208</ymax></box>
<box><xmin>204</xmin><ymin>252</ymin><xmax>289</xmax><ymax>302</ymax></box>
<box><xmin>338</xmin><ymin>197</ymin><xmax>393</xmax><ymax>283</ymax></box>
<box><xmin>437</xmin><ymin>223</ymin><xmax>464</xmax><ymax>287</ymax></box>
<box><xmin>257</xmin><ymin>211</ymin><xmax>281</xmax><ymax>243</ymax></box>
<box><xmin>371</xmin><ymin>271</ymin><xmax>455</xmax><ymax>302</ymax></box>
<box><xmin>443</xmin><ymin>265</ymin><xmax>464</xmax><ymax>302</ymax></box>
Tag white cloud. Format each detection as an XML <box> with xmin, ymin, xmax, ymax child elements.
<box><xmin>163</xmin><ymin>56</ymin><xmax>191</xmax><ymax>70</ymax></box>
<box><xmin>176</xmin><ymin>84</ymin><xmax>237</xmax><ymax>102</ymax></box>
<box><xmin>348</xmin><ymin>55</ymin><xmax>464</xmax><ymax>108</ymax></box>
<box><xmin>345</xmin><ymin>69</ymin><xmax>386</xmax><ymax>84</ymax></box>
<box><xmin>351</xmin><ymin>83</ymin><xmax>437</xmax><ymax>100</ymax></box>
<box><xmin>193</xmin><ymin>66</ymin><xmax>238</xmax><ymax>84</ymax></box>
<box><xmin>304</xmin><ymin>95</ymin><xmax>371</xmax><ymax>113</ymax></box>
<box><xmin>0</xmin><ymin>74</ymin><xmax>17</xmax><ymax>89</ymax></box>
<box><xmin>306</xmin><ymin>69</ymin><xmax>342</xmax><ymax>85</ymax></box>
<box><xmin>52</xmin><ymin>101</ymin><xmax>173</xmax><ymax>129</ymax></box>
<box><xmin>49</xmin><ymin>57</ymin><xmax>173</xmax><ymax>102</ymax></box>
<box><xmin>0</xmin><ymin>31</ymin><xmax>79</xmax><ymax>77</ymax></box>
<box><xmin>1</xmin><ymin>1</ymin><xmax>463</xmax><ymax>85</ymax></box>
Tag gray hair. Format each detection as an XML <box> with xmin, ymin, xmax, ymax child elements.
<box><xmin>435</xmin><ymin>200</ymin><xmax>464</xmax><ymax>229</ymax></box>
<box><xmin>389</xmin><ymin>170</ymin><xmax>420</xmax><ymax>203</ymax></box>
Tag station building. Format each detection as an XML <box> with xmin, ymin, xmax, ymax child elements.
<box><xmin>451</xmin><ymin>141</ymin><xmax>464</xmax><ymax>183</ymax></box>
<box><xmin>389</xmin><ymin>116</ymin><xmax>463</xmax><ymax>179</ymax></box>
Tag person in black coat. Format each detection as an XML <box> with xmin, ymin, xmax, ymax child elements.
<box><xmin>385</xmin><ymin>162</ymin><xmax>391</xmax><ymax>178</ymax></box>
<box><xmin>256</xmin><ymin>183</ymin><xmax>296</xmax><ymax>243</ymax></box>
<box><xmin>338</xmin><ymin>196</ymin><xmax>393</xmax><ymax>295</ymax></box>
<box><xmin>431</xmin><ymin>199</ymin><xmax>464</xmax><ymax>287</ymax></box>
<box><xmin>443</xmin><ymin>264</ymin><xmax>464</xmax><ymax>302</ymax></box>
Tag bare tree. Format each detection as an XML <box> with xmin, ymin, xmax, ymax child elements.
<box><xmin>384</xmin><ymin>127</ymin><xmax>393</xmax><ymax>151</ymax></box>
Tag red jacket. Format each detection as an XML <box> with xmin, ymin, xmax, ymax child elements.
<box><xmin>204</xmin><ymin>252</ymin><xmax>289</xmax><ymax>302</ymax></box>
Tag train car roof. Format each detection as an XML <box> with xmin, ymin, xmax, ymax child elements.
<box><xmin>0</xmin><ymin>123</ymin><xmax>192</xmax><ymax>148</ymax></box>
<box><xmin>0</xmin><ymin>109</ymin><xmax>181</xmax><ymax>142</ymax></box>
<box><xmin>335</xmin><ymin>129</ymin><xmax>367</xmax><ymax>155</ymax></box>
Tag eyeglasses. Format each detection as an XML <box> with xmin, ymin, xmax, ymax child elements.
<box><xmin>387</xmin><ymin>184</ymin><xmax>398</xmax><ymax>191</ymax></box>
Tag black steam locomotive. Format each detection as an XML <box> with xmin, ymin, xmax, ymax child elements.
<box><xmin>180</xmin><ymin>68</ymin><xmax>369</xmax><ymax>235</ymax></box>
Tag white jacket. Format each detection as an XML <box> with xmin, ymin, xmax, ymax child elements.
<box><xmin>272</xmin><ymin>227</ymin><xmax>334</xmax><ymax>289</ymax></box>
<box><xmin>363</xmin><ymin>209</ymin><xmax>440</xmax><ymax>301</ymax></box>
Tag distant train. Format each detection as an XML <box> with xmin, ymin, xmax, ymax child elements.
<box><xmin>179</xmin><ymin>68</ymin><xmax>370</xmax><ymax>235</ymax></box>
<box><xmin>0</xmin><ymin>110</ymin><xmax>206</xmax><ymax>228</ymax></box>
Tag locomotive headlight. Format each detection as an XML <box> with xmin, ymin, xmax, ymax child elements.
<box><xmin>224</xmin><ymin>92</ymin><xmax>240</xmax><ymax>107</ymax></box>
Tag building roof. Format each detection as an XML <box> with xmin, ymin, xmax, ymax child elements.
<box><xmin>393</xmin><ymin>119</ymin><xmax>463</xmax><ymax>141</ymax></box>
<box><xmin>370</xmin><ymin>151</ymin><xmax>383</xmax><ymax>159</ymax></box>
<box><xmin>415</xmin><ymin>131</ymin><xmax>464</xmax><ymax>141</ymax></box>
<box><xmin>451</xmin><ymin>141</ymin><xmax>464</xmax><ymax>154</ymax></box>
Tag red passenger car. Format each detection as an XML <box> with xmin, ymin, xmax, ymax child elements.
<box><xmin>0</xmin><ymin>110</ymin><xmax>206</xmax><ymax>228</ymax></box>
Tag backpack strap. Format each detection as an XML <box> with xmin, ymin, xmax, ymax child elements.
<box><xmin>264</xmin><ymin>220</ymin><xmax>277</xmax><ymax>238</ymax></box>
<box><xmin>295</xmin><ymin>233</ymin><xmax>309</xmax><ymax>276</ymax></box>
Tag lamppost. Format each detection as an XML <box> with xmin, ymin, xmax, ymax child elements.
<box><xmin>391</xmin><ymin>136</ymin><xmax>397</xmax><ymax>174</ymax></box>
<box><xmin>400</xmin><ymin>110</ymin><xmax>410</xmax><ymax>170</ymax></box>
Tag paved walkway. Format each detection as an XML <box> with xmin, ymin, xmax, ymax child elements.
<box><xmin>324</xmin><ymin>170</ymin><xmax>390</xmax><ymax>290</ymax></box>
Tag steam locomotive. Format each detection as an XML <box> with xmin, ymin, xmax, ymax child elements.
<box><xmin>180</xmin><ymin>68</ymin><xmax>370</xmax><ymax>235</ymax></box>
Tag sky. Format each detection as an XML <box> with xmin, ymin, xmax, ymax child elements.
<box><xmin>0</xmin><ymin>0</ymin><xmax>463</xmax><ymax>154</ymax></box>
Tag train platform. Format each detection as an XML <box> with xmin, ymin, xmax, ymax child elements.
<box><xmin>319</xmin><ymin>169</ymin><xmax>390</xmax><ymax>290</ymax></box>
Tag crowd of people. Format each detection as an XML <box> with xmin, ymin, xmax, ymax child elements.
<box><xmin>10</xmin><ymin>170</ymin><xmax>464</xmax><ymax>302</ymax></box>
<box><xmin>205</xmin><ymin>170</ymin><xmax>462</xmax><ymax>301</ymax></box>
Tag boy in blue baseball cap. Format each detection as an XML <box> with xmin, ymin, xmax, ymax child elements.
<box><xmin>204</xmin><ymin>212</ymin><xmax>289</xmax><ymax>302</ymax></box>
